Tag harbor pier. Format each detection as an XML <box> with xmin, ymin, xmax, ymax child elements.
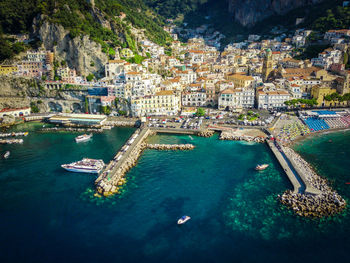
<box><xmin>95</xmin><ymin>127</ymin><xmax>151</xmax><ymax>196</ymax></box>
<box><xmin>267</xmin><ymin>140</ymin><xmax>304</xmax><ymax>193</ymax></box>
<box><xmin>95</xmin><ymin>127</ymin><xmax>195</xmax><ymax>196</ymax></box>
<box><xmin>267</xmin><ymin>139</ymin><xmax>321</xmax><ymax>195</ymax></box>
<box><xmin>267</xmin><ymin>138</ymin><xmax>346</xmax><ymax>217</ymax></box>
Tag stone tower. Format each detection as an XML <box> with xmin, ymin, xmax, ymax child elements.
<box><xmin>262</xmin><ymin>49</ymin><xmax>273</xmax><ymax>82</ymax></box>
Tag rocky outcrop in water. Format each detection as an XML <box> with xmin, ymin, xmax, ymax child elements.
<box><xmin>228</xmin><ymin>0</ymin><xmax>324</xmax><ymax>27</ymax></box>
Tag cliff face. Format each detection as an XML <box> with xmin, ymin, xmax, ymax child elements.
<box><xmin>228</xmin><ymin>0</ymin><xmax>324</xmax><ymax>27</ymax></box>
<box><xmin>33</xmin><ymin>19</ymin><xmax>108</xmax><ymax>77</ymax></box>
<box><xmin>0</xmin><ymin>75</ymin><xmax>86</xmax><ymax>112</ymax></box>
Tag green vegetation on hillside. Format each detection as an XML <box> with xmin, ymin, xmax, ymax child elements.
<box><xmin>312</xmin><ymin>6</ymin><xmax>350</xmax><ymax>32</ymax></box>
<box><xmin>145</xmin><ymin>0</ymin><xmax>209</xmax><ymax>20</ymax></box>
<box><xmin>294</xmin><ymin>44</ymin><xmax>331</xmax><ymax>60</ymax></box>
<box><xmin>0</xmin><ymin>31</ymin><xmax>29</xmax><ymax>61</ymax></box>
<box><xmin>0</xmin><ymin>0</ymin><xmax>171</xmax><ymax>62</ymax></box>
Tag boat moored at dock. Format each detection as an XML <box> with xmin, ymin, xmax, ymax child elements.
<box><xmin>61</xmin><ymin>158</ymin><xmax>105</xmax><ymax>174</ymax></box>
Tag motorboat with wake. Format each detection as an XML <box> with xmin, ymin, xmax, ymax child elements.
<box><xmin>177</xmin><ymin>215</ymin><xmax>191</xmax><ymax>225</ymax></box>
<box><xmin>3</xmin><ymin>151</ymin><xmax>10</xmax><ymax>159</ymax></box>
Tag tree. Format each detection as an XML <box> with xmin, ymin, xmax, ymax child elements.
<box><xmin>118</xmin><ymin>110</ymin><xmax>127</xmax><ymax>116</ymax></box>
<box><xmin>84</xmin><ymin>97</ymin><xmax>89</xmax><ymax>113</ymax></box>
<box><xmin>195</xmin><ymin>107</ymin><xmax>205</xmax><ymax>117</ymax></box>
<box><xmin>30</xmin><ymin>102</ymin><xmax>39</xmax><ymax>113</ymax></box>
<box><xmin>101</xmin><ymin>105</ymin><xmax>111</xmax><ymax>115</ymax></box>
<box><xmin>86</xmin><ymin>73</ymin><xmax>94</xmax><ymax>82</ymax></box>
<box><xmin>344</xmin><ymin>52</ymin><xmax>349</xmax><ymax>66</ymax></box>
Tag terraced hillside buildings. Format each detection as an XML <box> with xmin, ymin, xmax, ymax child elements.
<box><xmin>1</xmin><ymin>23</ymin><xmax>350</xmax><ymax>116</ymax></box>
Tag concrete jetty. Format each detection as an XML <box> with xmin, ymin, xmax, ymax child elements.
<box><xmin>95</xmin><ymin>127</ymin><xmax>151</xmax><ymax>196</ymax></box>
<box><xmin>267</xmin><ymin>138</ymin><xmax>346</xmax><ymax>217</ymax></box>
<box><xmin>267</xmin><ymin>139</ymin><xmax>321</xmax><ymax>195</ymax></box>
<box><xmin>267</xmin><ymin>140</ymin><xmax>303</xmax><ymax>193</ymax></box>
<box><xmin>95</xmin><ymin>126</ymin><xmax>199</xmax><ymax>196</ymax></box>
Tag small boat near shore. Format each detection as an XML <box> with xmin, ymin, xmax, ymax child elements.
<box><xmin>75</xmin><ymin>134</ymin><xmax>93</xmax><ymax>143</ymax></box>
<box><xmin>255</xmin><ymin>164</ymin><xmax>269</xmax><ymax>171</ymax></box>
<box><xmin>177</xmin><ymin>215</ymin><xmax>191</xmax><ymax>225</ymax></box>
<box><xmin>3</xmin><ymin>151</ymin><xmax>10</xmax><ymax>159</ymax></box>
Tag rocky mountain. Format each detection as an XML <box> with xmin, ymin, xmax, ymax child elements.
<box><xmin>228</xmin><ymin>0</ymin><xmax>324</xmax><ymax>27</ymax></box>
<box><xmin>34</xmin><ymin>20</ymin><xmax>108</xmax><ymax>77</ymax></box>
<box><xmin>0</xmin><ymin>0</ymin><xmax>171</xmax><ymax>75</ymax></box>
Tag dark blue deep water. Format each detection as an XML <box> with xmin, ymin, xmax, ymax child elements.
<box><xmin>0</xmin><ymin>123</ymin><xmax>350</xmax><ymax>263</ymax></box>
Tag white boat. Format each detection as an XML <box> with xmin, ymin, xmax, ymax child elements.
<box><xmin>3</xmin><ymin>151</ymin><xmax>10</xmax><ymax>159</ymax></box>
<box><xmin>61</xmin><ymin>158</ymin><xmax>105</xmax><ymax>174</ymax></box>
<box><xmin>177</xmin><ymin>215</ymin><xmax>191</xmax><ymax>225</ymax></box>
<box><xmin>75</xmin><ymin>134</ymin><xmax>93</xmax><ymax>143</ymax></box>
<box><xmin>255</xmin><ymin>164</ymin><xmax>269</xmax><ymax>171</ymax></box>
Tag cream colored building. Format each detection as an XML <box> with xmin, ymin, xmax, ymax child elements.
<box><xmin>131</xmin><ymin>90</ymin><xmax>180</xmax><ymax>117</ymax></box>
<box><xmin>226</xmin><ymin>73</ymin><xmax>255</xmax><ymax>88</ymax></box>
<box><xmin>257</xmin><ymin>89</ymin><xmax>290</xmax><ymax>109</ymax></box>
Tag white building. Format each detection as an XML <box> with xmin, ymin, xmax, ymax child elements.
<box><xmin>257</xmin><ymin>88</ymin><xmax>290</xmax><ymax>109</ymax></box>
<box><xmin>182</xmin><ymin>89</ymin><xmax>207</xmax><ymax>107</ymax></box>
<box><xmin>105</xmin><ymin>60</ymin><xmax>126</xmax><ymax>78</ymax></box>
<box><xmin>218</xmin><ymin>88</ymin><xmax>255</xmax><ymax>110</ymax></box>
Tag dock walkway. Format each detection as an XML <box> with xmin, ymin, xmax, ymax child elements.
<box><xmin>267</xmin><ymin>140</ymin><xmax>303</xmax><ymax>193</ymax></box>
<box><xmin>267</xmin><ymin>140</ymin><xmax>321</xmax><ymax>195</ymax></box>
<box><xmin>95</xmin><ymin>127</ymin><xmax>151</xmax><ymax>195</ymax></box>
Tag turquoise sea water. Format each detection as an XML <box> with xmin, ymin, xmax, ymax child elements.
<box><xmin>1</xmin><ymin>123</ymin><xmax>350</xmax><ymax>263</ymax></box>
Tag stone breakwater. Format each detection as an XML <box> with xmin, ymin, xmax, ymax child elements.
<box><xmin>95</xmin><ymin>141</ymin><xmax>147</xmax><ymax>197</ymax></box>
<box><xmin>197</xmin><ymin>130</ymin><xmax>214</xmax><ymax>137</ymax></box>
<box><xmin>279</xmin><ymin>147</ymin><xmax>346</xmax><ymax>218</ymax></box>
<box><xmin>0</xmin><ymin>139</ymin><xmax>23</xmax><ymax>144</ymax></box>
<box><xmin>95</xmin><ymin>128</ymin><xmax>196</xmax><ymax>197</ymax></box>
<box><xmin>146</xmin><ymin>144</ymin><xmax>195</xmax><ymax>150</ymax></box>
<box><xmin>220</xmin><ymin>131</ymin><xmax>266</xmax><ymax>143</ymax></box>
<box><xmin>104</xmin><ymin>120</ymin><xmax>139</xmax><ymax>127</ymax></box>
<box><xmin>0</xmin><ymin>132</ymin><xmax>28</xmax><ymax>138</ymax></box>
<box><xmin>40</xmin><ymin>127</ymin><xmax>103</xmax><ymax>133</ymax></box>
